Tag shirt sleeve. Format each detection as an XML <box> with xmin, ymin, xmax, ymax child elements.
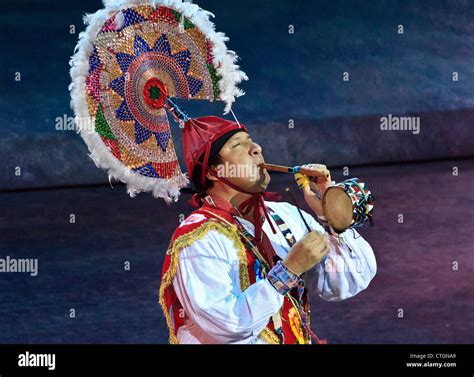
<box><xmin>299</xmin><ymin>208</ymin><xmax>377</xmax><ymax>302</ymax></box>
<box><xmin>173</xmin><ymin>229</ymin><xmax>284</xmax><ymax>344</ymax></box>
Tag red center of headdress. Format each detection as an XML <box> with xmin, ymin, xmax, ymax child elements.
<box><xmin>143</xmin><ymin>78</ymin><xmax>168</xmax><ymax>109</ymax></box>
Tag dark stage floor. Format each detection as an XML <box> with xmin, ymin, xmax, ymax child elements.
<box><xmin>0</xmin><ymin>159</ymin><xmax>472</xmax><ymax>344</ymax></box>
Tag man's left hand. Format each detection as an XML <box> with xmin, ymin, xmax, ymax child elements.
<box><xmin>294</xmin><ymin>164</ymin><xmax>332</xmax><ymax>218</ymax></box>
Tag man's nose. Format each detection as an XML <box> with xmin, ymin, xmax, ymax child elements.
<box><xmin>250</xmin><ymin>142</ymin><xmax>263</xmax><ymax>156</ymax></box>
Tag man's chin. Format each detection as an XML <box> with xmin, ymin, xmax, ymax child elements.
<box><xmin>255</xmin><ymin>173</ymin><xmax>271</xmax><ymax>192</ymax></box>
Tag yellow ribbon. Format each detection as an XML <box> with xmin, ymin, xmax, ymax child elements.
<box><xmin>294</xmin><ymin>172</ymin><xmax>310</xmax><ymax>189</ymax></box>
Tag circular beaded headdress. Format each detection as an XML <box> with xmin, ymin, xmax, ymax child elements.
<box><xmin>70</xmin><ymin>0</ymin><xmax>247</xmax><ymax>203</ymax></box>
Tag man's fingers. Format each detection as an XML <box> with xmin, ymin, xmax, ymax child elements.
<box><xmin>314</xmin><ymin>236</ymin><xmax>330</xmax><ymax>255</ymax></box>
<box><xmin>301</xmin><ymin>164</ymin><xmax>330</xmax><ymax>181</ymax></box>
<box><xmin>303</xmin><ymin>163</ymin><xmax>328</xmax><ymax>172</ymax></box>
<box><xmin>306</xmin><ymin>231</ymin><xmax>327</xmax><ymax>248</ymax></box>
<box><xmin>303</xmin><ymin>163</ymin><xmax>327</xmax><ymax>170</ymax></box>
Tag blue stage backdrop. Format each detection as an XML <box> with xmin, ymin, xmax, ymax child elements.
<box><xmin>1</xmin><ymin>0</ymin><xmax>473</xmax><ymax>190</ymax></box>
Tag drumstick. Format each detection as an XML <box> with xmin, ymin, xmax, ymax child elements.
<box><xmin>259</xmin><ymin>163</ymin><xmax>329</xmax><ymax>179</ymax></box>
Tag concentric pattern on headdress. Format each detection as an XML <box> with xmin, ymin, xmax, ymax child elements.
<box><xmin>85</xmin><ymin>4</ymin><xmax>222</xmax><ymax>180</ymax></box>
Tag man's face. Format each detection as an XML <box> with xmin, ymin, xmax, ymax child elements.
<box><xmin>212</xmin><ymin>131</ymin><xmax>270</xmax><ymax>193</ymax></box>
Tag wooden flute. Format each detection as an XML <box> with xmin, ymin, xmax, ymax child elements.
<box><xmin>258</xmin><ymin>163</ymin><xmax>329</xmax><ymax>179</ymax></box>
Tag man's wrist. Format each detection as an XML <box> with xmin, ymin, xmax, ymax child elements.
<box><xmin>267</xmin><ymin>260</ymin><xmax>304</xmax><ymax>296</ymax></box>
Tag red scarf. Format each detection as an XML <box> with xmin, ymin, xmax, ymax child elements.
<box><xmin>188</xmin><ymin>168</ymin><xmax>282</xmax><ymax>258</ymax></box>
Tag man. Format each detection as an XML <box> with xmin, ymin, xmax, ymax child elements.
<box><xmin>159</xmin><ymin>116</ymin><xmax>377</xmax><ymax>344</ymax></box>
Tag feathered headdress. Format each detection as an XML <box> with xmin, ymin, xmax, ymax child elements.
<box><xmin>69</xmin><ymin>0</ymin><xmax>248</xmax><ymax>203</ymax></box>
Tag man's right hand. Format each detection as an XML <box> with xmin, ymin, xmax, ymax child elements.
<box><xmin>283</xmin><ymin>230</ymin><xmax>330</xmax><ymax>276</ymax></box>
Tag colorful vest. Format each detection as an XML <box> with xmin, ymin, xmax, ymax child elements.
<box><xmin>159</xmin><ymin>204</ymin><xmax>314</xmax><ymax>344</ymax></box>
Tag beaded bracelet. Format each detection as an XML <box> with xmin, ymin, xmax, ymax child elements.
<box><xmin>267</xmin><ymin>261</ymin><xmax>304</xmax><ymax>296</ymax></box>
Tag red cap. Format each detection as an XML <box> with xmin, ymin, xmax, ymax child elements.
<box><xmin>182</xmin><ymin>116</ymin><xmax>248</xmax><ymax>186</ymax></box>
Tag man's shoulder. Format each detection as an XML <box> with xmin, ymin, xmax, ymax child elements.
<box><xmin>178</xmin><ymin>211</ymin><xmax>210</xmax><ymax>228</ymax></box>
<box><xmin>168</xmin><ymin>208</ymin><xmax>241</xmax><ymax>260</ymax></box>
<box><xmin>171</xmin><ymin>210</ymin><xmax>211</xmax><ymax>238</ymax></box>
<box><xmin>170</xmin><ymin>207</ymin><xmax>235</xmax><ymax>242</ymax></box>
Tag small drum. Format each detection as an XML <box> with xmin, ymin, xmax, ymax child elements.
<box><xmin>322</xmin><ymin>178</ymin><xmax>374</xmax><ymax>232</ymax></box>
